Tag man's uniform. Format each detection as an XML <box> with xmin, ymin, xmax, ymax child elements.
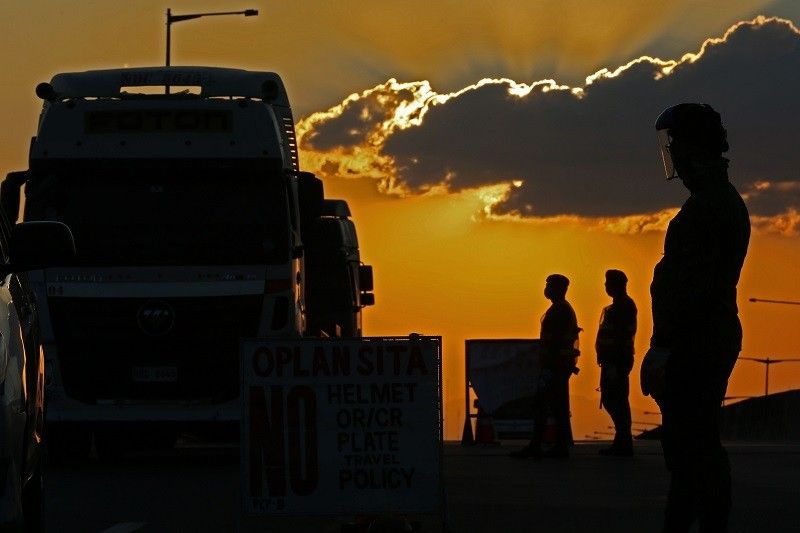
<box><xmin>651</xmin><ymin>178</ymin><xmax>749</xmax><ymax>531</ymax></box>
<box><xmin>644</xmin><ymin>103</ymin><xmax>750</xmax><ymax>532</ymax></box>
<box><xmin>535</xmin><ymin>299</ymin><xmax>580</xmax><ymax>453</ymax></box>
<box><xmin>596</xmin><ymin>294</ymin><xmax>637</xmax><ymax>450</ymax></box>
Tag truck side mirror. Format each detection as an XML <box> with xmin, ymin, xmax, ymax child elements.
<box><xmin>9</xmin><ymin>221</ymin><xmax>76</xmax><ymax>271</ymax></box>
<box><xmin>1</xmin><ymin>171</ymin><xmax>27</xmax><ymax>223</ymax></box>
<box><xmin>360</xmin><ymin>293</ymin><xmax>375</xmax><ymax>307</ymax></box>
<box><xmin>297</xmin><ymin>171</ymin><xmax>324</xmax><ymax>221</ymax></box>
<box><xmin>359</xmin><ymin>264</ymin><xmax>374</xmax><ymax>292</ymax></box>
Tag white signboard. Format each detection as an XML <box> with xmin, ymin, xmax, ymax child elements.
<box><xmin>241</xmin><ymin>337</ymin><xmax>442</xmax><ymax>517</ymax></box>
<box><xmin>466</xmin><ymin>339</ymin><xmax>541</xmax><ymax>415</ymax></box>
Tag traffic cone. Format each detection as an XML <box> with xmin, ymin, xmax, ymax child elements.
<box><xmin>474</xmin><ymin>405</ymin><xmax>499</xmax><ymax>446</ymax></box>
<box><xmin>542</xmin><ymin>415</ymin><xmax>558</xmax><ymax>447</ymax></box>
<box><xmin>460</xmin><ymin>416</ymin><xmax>474</xmax><ymax>446</ymax></box>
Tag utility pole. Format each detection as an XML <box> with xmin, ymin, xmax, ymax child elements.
<box><xmin>743</xmin><ymin>298</ymin><xmax>800</xmax><ymax>396</ymax></box>
<box><xmin>739</xmin><ymin>357</ymin><xmax>800</xmax><ymax>396</ymax></box>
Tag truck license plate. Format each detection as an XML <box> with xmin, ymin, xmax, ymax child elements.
<box><xmin>132</xmin><ymin>366</ymin><xmax>178</xmax><ymax>383</ymax></box>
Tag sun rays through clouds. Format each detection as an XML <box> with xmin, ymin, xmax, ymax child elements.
<box><xmin>297</xmin><ymin>16</ymin><xmax>800</xmax><ymax>235</ymax></box>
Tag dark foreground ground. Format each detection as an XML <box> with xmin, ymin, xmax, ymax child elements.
<box><xmin>46</xmin><ymin>440</ymin><xmax>800</xmax><ymax>532</ymax></box>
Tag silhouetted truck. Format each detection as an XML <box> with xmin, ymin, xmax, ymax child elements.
<box><xmin>303</xmin><ymin>194</ymin><xmax>375</xmax><ymax>337</ymax></box>
<box><xmin>1</xmin><ymin>67</ymin><xmax>374</xmax><ymax>458</ymax></box>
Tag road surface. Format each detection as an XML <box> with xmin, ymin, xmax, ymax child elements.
<box><xmin>45</xmin><ymin>440</ymin><xmax>800</xmax><ymax>532</ymax></box>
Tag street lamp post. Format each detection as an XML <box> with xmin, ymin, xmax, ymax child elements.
<box><xmin>165</xmin><ymin>7</ymin><xmax>259</xmax><ymax>67</ymax></box>
<box><xmin>738</xmin><ymin>356</ymin><xmax>800</xmax><ymax>396</ymax></box>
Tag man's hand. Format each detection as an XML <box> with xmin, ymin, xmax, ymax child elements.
<box><xmin>640</xmin><ymin>346</ymin><xmax>670</xmax><ymax>399</ymax></box>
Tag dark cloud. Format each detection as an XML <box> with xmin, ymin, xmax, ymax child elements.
<box><xmin>304</xmin><ymin>85</ymin><xmax>419</xmax><ymax>151</ymax></box>
<box><xmin>305</xmin><ymin>18</ymin><xmax>800</xmax><ymax>218</ymax></box>
<box><xmin>741</xmin><ymin>182</ymin><xmax>800</xmax><ymax>216</ymax></box>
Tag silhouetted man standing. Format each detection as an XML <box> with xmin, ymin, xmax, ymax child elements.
<box><xmin>642</xmin><ymin>104</ymin><xmax>750</xmax><ymax>533</ymax></box>
<box><xmin>596</xmin><ymin>269</ymin><xmax>637</xmax><ymax>456</ymax></box>
<box><xmin>511</xmin><ymin>274</ymin><xmax>580</xmax><ymax>459</ymax></box>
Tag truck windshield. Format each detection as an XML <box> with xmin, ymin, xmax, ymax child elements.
<box><xmin>24</xmin><ymin>161</ymin><xmax>291</xmax><ymax>266</ymax></box>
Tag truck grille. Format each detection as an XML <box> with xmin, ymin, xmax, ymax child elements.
<box><xmin>48</xmin><ymin>296</ymin><xmax>262</xmax><ymax>403</ymax></box>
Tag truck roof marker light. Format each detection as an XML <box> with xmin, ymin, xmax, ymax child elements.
<box><xmin>35</xmin><ymin>82</ymin><xmax>58</xmax><ymax>102</ymax></box>
<box><xmin>261</xmin><ymin>80</ymin><xmax>279</xmax><ymax>102</ymax></box>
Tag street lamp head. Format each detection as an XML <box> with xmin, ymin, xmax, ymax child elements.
<box><xmin>244</xmin><ymin>9</ymin><xmax>258</xmax><ymax>16</ymax></box>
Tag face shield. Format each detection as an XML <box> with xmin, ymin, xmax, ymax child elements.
<box><xmin>657</xmin><ymin>129</ymin><xmax>678</xmax><ymax>180</ymax></box>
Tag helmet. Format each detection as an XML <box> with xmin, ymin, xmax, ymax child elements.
<box><xmin>545</xmin><ymin>274</ymin><xmax>570</xmax><ymax>290</ymax></box>
<box><xmin>654</xmin><ymin>103</ymin><xmax>728</xmax><ymax>180</ymax></box>
<box><xmin>605</xmin><ymin>269</ymin><xmax>628</xmax><ymax>284</ymax></box>
<box><xmin>545</xmin><ymin>273</ymin><xmax>570</xmax><ymax>300</ymax></box>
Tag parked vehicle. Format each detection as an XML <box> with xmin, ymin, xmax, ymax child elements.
<box><xmin>300</xmin><ymin>175</ymin><xmax>374</xmax><ymax>337</ymax></box>
<box><xmin>0</xmin><ymin>211</ymin><xmax>74</xmax><ymax>531</ymax></box>
<box><xmin>1</xmin><ymin>67</ymin><xmax>373</xmax><ymax>459</ymax></box>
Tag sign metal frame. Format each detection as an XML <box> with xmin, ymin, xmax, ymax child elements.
<box><xmin>464</xmin><ymin>338</ymin><xmax>540</xmax><ymax>440</ymax></box>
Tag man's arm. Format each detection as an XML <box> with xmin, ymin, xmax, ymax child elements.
<box><xmin>597</xmin><ymin>303</ymin><xmax>636</xmax><ymax>364</ymax></box>
<box><xmin>543</xmin><ymin>304</ymin><xmax>580</xmax><ymax>371</ymax></box>
<box><xmin>651</xmin><ymin>196</ymin><xmax>721</xmax><ymax>348</ymax></box>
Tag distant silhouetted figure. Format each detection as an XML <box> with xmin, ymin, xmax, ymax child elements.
<box><xmin>596</xmin><ymin>269</ymin><xmax>637</xmax><ymax>456</ymax></box>
<box><xmin>510</xmin><ymin>274</ymin><xmax>580</xmax><ymax>459</ymax></box>
<box><xmin>642</xmin><ymin>103</ymin><xmax>750</xmax><ymax>533</ymax></box>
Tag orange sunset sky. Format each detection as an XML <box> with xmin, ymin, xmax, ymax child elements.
<box><xmin>2</xmin><ymin>1</ymin><xmax>800</xmax><ymax>440</ymax></box>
